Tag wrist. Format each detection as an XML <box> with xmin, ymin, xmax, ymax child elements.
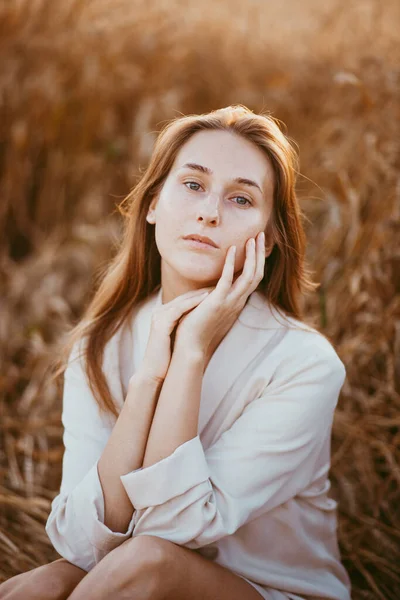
<box><xmin>128</xmin><ymin>371</ymin><xmax>164</xmax><ymax>392</ymax></box>
<box><xmin>172</xmin><ymin>338</ymin><xmax>207</xmax><ymax>365</ymax></box>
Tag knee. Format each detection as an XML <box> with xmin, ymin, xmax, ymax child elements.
<box><xmin>108</xmin><ymin>535</ymin><xmax>175</xmax><ymax>582</ymax></box>
<box><xmin>126</xmin><ymin>535</ymin><xmax>174</xmax><ymax>567</ymax></box>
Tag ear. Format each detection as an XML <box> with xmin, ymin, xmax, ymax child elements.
<box><xmin>146</xmin><ymin>197</ymin><xmax>158</xmax><ymax>224</ymax></box>
<box><xmin>264</xmin><ymin>239</ymin><xmax>274</xmax><ymax>259</ymax></box>
<box><xmin>146</xmin><ymin>209</ymin><xmax>156</xmax><ymax>224</ymax></box>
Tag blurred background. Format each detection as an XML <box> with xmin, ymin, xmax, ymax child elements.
<box><xmin>0</xmin><ymin>0</ymin><xmax>399</xmax><ymax>598</ymax></box>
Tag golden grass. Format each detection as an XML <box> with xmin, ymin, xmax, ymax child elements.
<box><xmin>0</xmin><ymin>0</ymin><xmax>399</xmax><ymax>597</ymax></box>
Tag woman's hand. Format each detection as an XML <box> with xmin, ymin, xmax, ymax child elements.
<box><xmin>134</xmin><ymin>286</ymin><xmax>215</xmax><ymax>385</ymax></box>
<box><xmin>174</xmin><ymin>231</ymin><xmax>266</xmax><ymax>366</ymax></box>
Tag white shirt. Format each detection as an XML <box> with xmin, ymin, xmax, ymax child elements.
<box><xmin>45</xmin><ymin>286</ymin><xmax>352</xmax><ymax>600</ymax></box>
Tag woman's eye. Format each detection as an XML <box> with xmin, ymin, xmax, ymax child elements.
<box><xmin>184</xmin><ymin>181</ymin><xmax>201</xmax><ymax>191</ymax></box>
<box><xmin>233</xmin><ymin>196</ymin><xmax>251</xmax><ymax>206</ymax></box>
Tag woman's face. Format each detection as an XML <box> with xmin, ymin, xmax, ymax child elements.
<box><xmin>147</xmin><ymin>129</ymin><xmax>275</xmax><ymax>302</ymax></box>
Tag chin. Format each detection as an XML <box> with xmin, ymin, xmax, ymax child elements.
<box><xmin>176</xmin><ymin>253</ymin><xmax>220</xmax><ymax>273</ymax></box>
<box><xmin>161</xmin><ymin>249</ymin><xmax>222</xmax><ymax>285</ymax></box>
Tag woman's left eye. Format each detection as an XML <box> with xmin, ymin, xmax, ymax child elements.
<box><xmin>185</xmin><ymin>181</ymin><xmax>201</xmax><ymax>191</ymax></box>
<box><xmin>233</xmin><ymin>196</ymin><xmax>252</xmax><ymax>206</ymax></box>
<box><xmin>184</xmin><ymin>182</ymin><xmax>251</xmax><ymax>206</ymax></box>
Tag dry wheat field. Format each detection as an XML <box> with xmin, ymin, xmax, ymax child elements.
<box><xmin>0</xmin><ymin>0</ymin><xmax>399</xmax><ymax>598</ymax></box>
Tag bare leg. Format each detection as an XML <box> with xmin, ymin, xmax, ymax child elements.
<box><xmin>67</xmin><ymin>535</ymin><xmax>265</xmax><ymax>600</ymax></box>
<box><xmin>0</xmin><ymin>558</ymin><xmax>87</xmax><ymax>600</ymax></box>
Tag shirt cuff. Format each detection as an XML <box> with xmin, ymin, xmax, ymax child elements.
<box><xmin>120</xmin><ymin>435</ymin><xmax>211</xmax><ymax>509</ymax></box>
<box><xmin>71</xmin><ymin>459</ymin><xmax>136</xmax><ymax>551</ymax></box>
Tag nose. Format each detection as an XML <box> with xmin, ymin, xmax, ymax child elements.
<box><xmin>196</xmin><ymin>192</ymin><xmax>220</xmax><ymax>225</ymax></box>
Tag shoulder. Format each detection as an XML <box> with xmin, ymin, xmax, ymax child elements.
<box><xmin>267</xmin><ymin>325</ymin><xmax>347</xmax><ymax>400</ymax></box>
<box><xmin>244</xmin><ymin>292</ymin><xmax>346</xmax><ymax>385</ymax></box>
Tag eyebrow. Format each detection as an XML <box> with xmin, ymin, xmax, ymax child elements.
<box><xmin>179</xmin><ymin>162</ymin><xmax>263</xmax><ymax>194</ymax></box>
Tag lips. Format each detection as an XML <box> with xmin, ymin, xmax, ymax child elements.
<box><xmin>183</xmin><ymin>234</ymin><xmax>218</xmax><ymax>248</ymax></box>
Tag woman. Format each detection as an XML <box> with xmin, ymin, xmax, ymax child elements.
<box><xmin>0</xmin><ymin>105</ymin><xmax>352</xmax><ymax>600</ymax></box>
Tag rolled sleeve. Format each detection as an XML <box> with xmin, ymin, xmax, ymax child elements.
<box><xmin>72</xmin><ymin>460</ymin><xmax>136</xmax><ymax>550</ymax></box>
<box><xmin>120</xmin><ymin>436</ymin><xmax>211</xmax><ymax>509</ymax></box>
<box><xmin>46</xmin><ymin>460</ymin><xmax>136</xmax><ymax>570</ymax></box>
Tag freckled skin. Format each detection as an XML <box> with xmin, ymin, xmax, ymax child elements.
<box><xmin>146</xmin><ymin>129</ymin><xmax>274</xmax><ymax>304</ymax></box>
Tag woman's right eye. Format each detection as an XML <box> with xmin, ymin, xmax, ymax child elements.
<box><xmin>184</xmin><ymin>181</ymin><xmax>202</xmax><ymax>191</ymax></box>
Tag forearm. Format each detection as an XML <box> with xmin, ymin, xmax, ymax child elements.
<box><xmin>97</xmin><ymin>373</ymin><xmax>162</xmax><ymax>533</ymax></box>
<box><xmin>142</xmin><ymin>344</ymin><xmax>205</xmax><ymax>468</ymax></box>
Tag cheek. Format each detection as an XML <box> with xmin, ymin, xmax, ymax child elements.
<box><xmin>154</xmin><ymin>224</ymin><xmax>176</xmax><ymax>257</ymax></box>
<box><xmin>230</xmin><ymin>227</ymin><xmax>262</xmax><ymax>271</ymax></box>
<box><xmin>154</xmin><ymin>204</ymin><xmax>182</xmax><ymax>238</ymax></box>
<box><xmin>233</xmin><ymin>245</ymin><xmax>248</xmax><ymax>273</ymax></box>
<box><xmin>160</xmin><ymin>191</ymin><xmax>190</xmax><ymax>223</ymax></box>
<box><xmin>162</xmin><ymin>184</ymin><xmax>188</xmax><ymax>209</ymax></box>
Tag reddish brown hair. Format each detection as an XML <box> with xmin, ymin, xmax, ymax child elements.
<box><xmin>50</xmin><ymin>104</ymin><xmax>318</xmax><ymax>418</ymax></box>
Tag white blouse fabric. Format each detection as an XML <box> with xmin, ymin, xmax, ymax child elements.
<box><xmin>45</xmin><ymin>286</ymin><xmax>352</xmax><ymax>600</ymax></box>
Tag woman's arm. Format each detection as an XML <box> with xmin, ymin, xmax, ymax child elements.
<box><xmin>97</xmin><ymin>372</ymin><xmax>162</xmax><ymax>533</ymax></box>
<box><xmin>98</xmin><ymin>288</ymin><xmax>216</xmax><ymax>531</ymax></box>
<box><xmin>45</xmin><ymin>342</ymin><xmax>162</xmax><ymax>571</ymax></box>
<box><xmin>140</xmin><ymin>343</ymin><xmax>205</xmax><ymax>469</ymax></box>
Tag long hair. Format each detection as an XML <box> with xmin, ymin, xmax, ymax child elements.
<box><xmin>50</xmin><ymin>104</ymin><xmax>318</xmax><ymax>418</ymax></box>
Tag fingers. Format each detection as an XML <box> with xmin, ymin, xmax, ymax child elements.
<box><xmin>171</xmin><ymin>292</ymin><xmax>210</xmax><ymax>316</ymax></box>
<box><xmin>156</xmin><ymin>288</ymin><xmax>213</xmax><ymax>329</ymax></box>
<box><xmin>255</xmin><ymin>231</ymin><xmax>266</xmax><ymax>280</ymax></box>
<box><xmin>231</xmin><ymin>231</ymin><xmax>265</xmax><ymax>298</ymax></box>
<box><xmin>168</xmin><ymin>287</ymin><xmax>214</xmax><ymax>303</ymax></box>
<box><xmin>216</xmin><ymin>245</ymin><xmax>236</xmax><ymax>295</ymax></box>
